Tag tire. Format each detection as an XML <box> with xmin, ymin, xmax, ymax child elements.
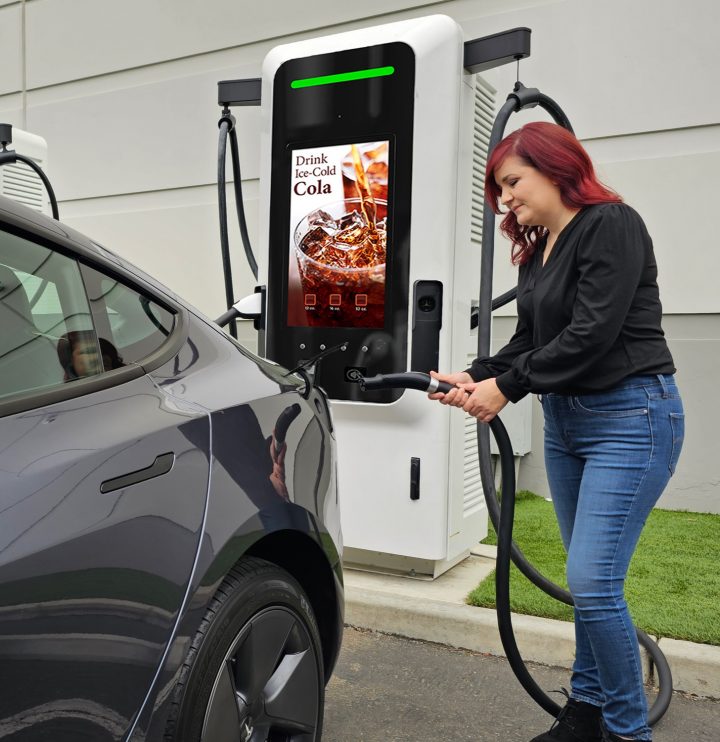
<box><xmin>165</xmin><ymin>557</ymin><xmax>325</xmax><ymax>742</ymax></box>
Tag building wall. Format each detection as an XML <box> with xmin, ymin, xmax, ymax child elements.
<box><xmin>0</xmin><ymin>0</ymin><xmax>718</xmax><ymax>510</ymax></box>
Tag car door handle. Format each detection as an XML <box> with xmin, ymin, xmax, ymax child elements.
<box><xmin>100</xmin><ymin>452</ymin><xmax>175</xmax><ymax>494</ymax></box>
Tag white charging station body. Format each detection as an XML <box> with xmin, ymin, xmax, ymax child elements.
<box><xmin>258</xmin><ymin>16</ymin><xmax>497</xmax><ymax>576</ymax></box>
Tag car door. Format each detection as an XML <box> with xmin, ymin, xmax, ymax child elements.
<box><xmin>0</xmin><ymin>224</ymin><xmax>210</xmax><ymax>741</ymax></box>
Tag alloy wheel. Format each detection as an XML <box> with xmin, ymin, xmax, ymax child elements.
<box><xmin>201</xmin><ymin>606</ymin><xmax>320</xmax><ymax>742</ymax></box>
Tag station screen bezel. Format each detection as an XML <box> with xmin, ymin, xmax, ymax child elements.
<box><xmin>266</xmin><ymin>42</ymin><xmax>416</xmax><ymax>402</ymax></box>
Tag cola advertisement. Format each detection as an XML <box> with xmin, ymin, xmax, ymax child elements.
<box><xmin>287</xmin><ymin>140</ymin><xmax>391</xmax><ymax>328</ymax></box>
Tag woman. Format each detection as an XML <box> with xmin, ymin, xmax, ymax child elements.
<box><xmin>57</xmin><ymin>330</ymin><xmax>123</xmax><ymax>380</ymax></box>
<box><xmin>431</xmin><ymin>121</ymin><xmax>683</xmax><ymax>742</ymax></box>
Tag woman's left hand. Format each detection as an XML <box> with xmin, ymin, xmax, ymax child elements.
<box><xmin>458</xmin><ymin>378</ymin><xmax>509</xmax><ymax>422</ymax></box>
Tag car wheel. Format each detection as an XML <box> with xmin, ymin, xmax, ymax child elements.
<box><xmin>165</xmin><ymin>557</ymin><xmax>324</xmax><ymax>741</ymax></box>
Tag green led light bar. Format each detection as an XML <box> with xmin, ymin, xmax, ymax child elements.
<box><xmin>291</xmin><ymin>66</ymin><xmax>395</xmax><ymax>89</ymax></box>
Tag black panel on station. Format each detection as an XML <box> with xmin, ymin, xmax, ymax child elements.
<box><xmin>267</xmin><ymin>43</ymin><xmax>415</xmax><ymax>403</ymax></box>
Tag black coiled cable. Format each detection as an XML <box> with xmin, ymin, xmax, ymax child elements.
<box><xmin>217</xmin><ymin>110</ymin><xmax>259</xmax><ymax>340</ymax></box>
<box><xmin>217</xmin><ymin>116</ymin><xmax>237</xmax><ymax>339</ymax></box>
<box><xmin>228</xmin><ymin>125</ymin><xmax>258</xmax><ymax>280</ymax></box>
<box><xmin>360</xmin><ymin>372</ymin><xmax>672</xmax><ymax>723</ymax></box>
<box><xmin>479</xmin><ymin>418</ymin><xmax>673</xmax><ymax>722</ymax></box>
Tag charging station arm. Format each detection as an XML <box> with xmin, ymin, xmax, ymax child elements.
<box><xmin>464</xmin><ymin>28</ymin><xmax>531</xmax><ymax>73</ymax></box>
<box><xmin>218</xmin><ymin>79</ymin><xmax>262</xmax><ymax>107</ymax></box>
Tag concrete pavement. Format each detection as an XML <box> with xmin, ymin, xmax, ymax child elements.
<box><xmin>325</xmin><ymin>628</ymin><xmax>720</xmax><ymax>741</ymax></box>
<box><xmin>343</xmin><ymin>544</ymin><xmax>720</xmax><ymax>700</ymax></box>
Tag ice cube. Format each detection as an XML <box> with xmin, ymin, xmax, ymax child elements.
<box><xmin>334</xmin><ymin>225</ymin><xmax>366</xmax><ymax>246</ymax></box>
<box><xmin>336</xmin><ymin>210</ymin><xmax>364</xmax><ymax>230</ymax></box>
<box><xmin>300</xmin><ymin>227</ymin><xmax>333</xmax><ymax>256</ymax></box>
<box><xmin>306</xmin><ymin>209</ymin><xmax>337</xmax><ymax>231</ymax></box>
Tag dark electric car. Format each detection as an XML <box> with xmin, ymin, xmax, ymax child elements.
<box><xmin>0</xmin><ymin>194</ymin><xmax>343</xmax><ymax>741</ymax></box>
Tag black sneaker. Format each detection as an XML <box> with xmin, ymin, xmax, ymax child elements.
<box><xmin>530</xmin><ymin>698</ymin><xmax>604</xmax><ymax>741</ymax></box>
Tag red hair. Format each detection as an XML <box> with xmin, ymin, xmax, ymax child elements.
<box><xmin>485</xmin><ymin>121</ymin><xmax>622</xmax><ymax>265</ymax></box>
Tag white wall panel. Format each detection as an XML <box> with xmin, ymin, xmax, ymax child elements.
<box><xmin>0</xmin><ymin>4</ymin><xmax>23</xmax><ymax>96</ymax></box>
<box><xmin>0</xmin><ymin>99</ymin><xmax>22</xmax><ymax>122</ymax></box>
<box><xmin>25</xmin><ymin>67</ymin><xmax>262</xmax><ymax>200</ymax></box>
<box><xmin>599</xmin><ymin>151</ymin><xmax>720</xmax><ymax>314</ymax></box>
<box><xmin>25</xmin><ymin>0</ymin><xmax>441</xmax><ymax>88</ymax></box>
<box><xmin>456</xmin><ymin>0</ymin><xmax>720</xmax><ymax>140</ymax></box>
<box><xmin>659</xmin><ymin>324</ymin><xmax>720</xmax><ymax>513</ymax></box>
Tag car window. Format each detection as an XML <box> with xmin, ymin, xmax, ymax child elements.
<box><xmin>0</xmin><ymin>230</ymin><xmax>101</xmax><ymax>399</ymax></box>
<box><xmin>81</xmin><ymin>264</ymin><xmax>176</xmax><ymax>365</ymax></box>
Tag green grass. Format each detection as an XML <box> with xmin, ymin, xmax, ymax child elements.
<box><xmin>468</xmin><ymin>491</ymin><xmax>720</xmax><ymax>646</ymax></box>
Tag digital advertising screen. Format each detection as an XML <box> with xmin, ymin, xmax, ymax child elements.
<box><xmin>287</xmin><ymin>140</ymin><xmax>391</xmax><ymax>328</ymax></box>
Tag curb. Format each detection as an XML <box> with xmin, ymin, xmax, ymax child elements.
<box><xmin>345</xmin><ymin>583</ymin><xmax>720</xmax><ymax>699</ymax></box>
<box><xmin>657</xmin><ymin>638</ymin><xmax>720</xmax><ymax>699</ymax></box>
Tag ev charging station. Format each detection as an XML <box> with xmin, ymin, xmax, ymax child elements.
<box><xmin>220</xmin><ymin>15</ymin><xmax>532</xmax><ymax>577</ymax></box>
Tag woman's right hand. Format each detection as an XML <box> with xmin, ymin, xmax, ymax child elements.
<box><xmin>428</xmin><ymin>370</ymin><xmax>473</xmax><ymax>407</ymax></box>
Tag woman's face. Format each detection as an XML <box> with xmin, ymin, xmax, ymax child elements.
<box><xmin>494</xmin><ymin>155</ymin><xmax>564</xmax><ymax>228</ymax></box>
<box><xmin>72</xmin><ymin>341</ymin><xmax>102</xmax><ymax>377</ymax></box>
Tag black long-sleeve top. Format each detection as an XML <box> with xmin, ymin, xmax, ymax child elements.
<box><xmin>467</xmin><ymin>203</ymin><xmax>676</xmax><ymax>403</ymax></box>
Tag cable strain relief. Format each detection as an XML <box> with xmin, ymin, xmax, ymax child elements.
<box><xmin>218</xmin><ymin>112</ymin><xmax>236</xmax><ymax>131</ymax></box>
<box><xmin>507</xmin><ymin>81</ymin><xmax>540</xmax><ymax>110</ymax></box>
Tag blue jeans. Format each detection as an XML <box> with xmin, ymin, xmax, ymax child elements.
<box><xmin>541</xmin><ymin>374</ymin><xmax>684</xmax><ymax>740</ymax></box>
